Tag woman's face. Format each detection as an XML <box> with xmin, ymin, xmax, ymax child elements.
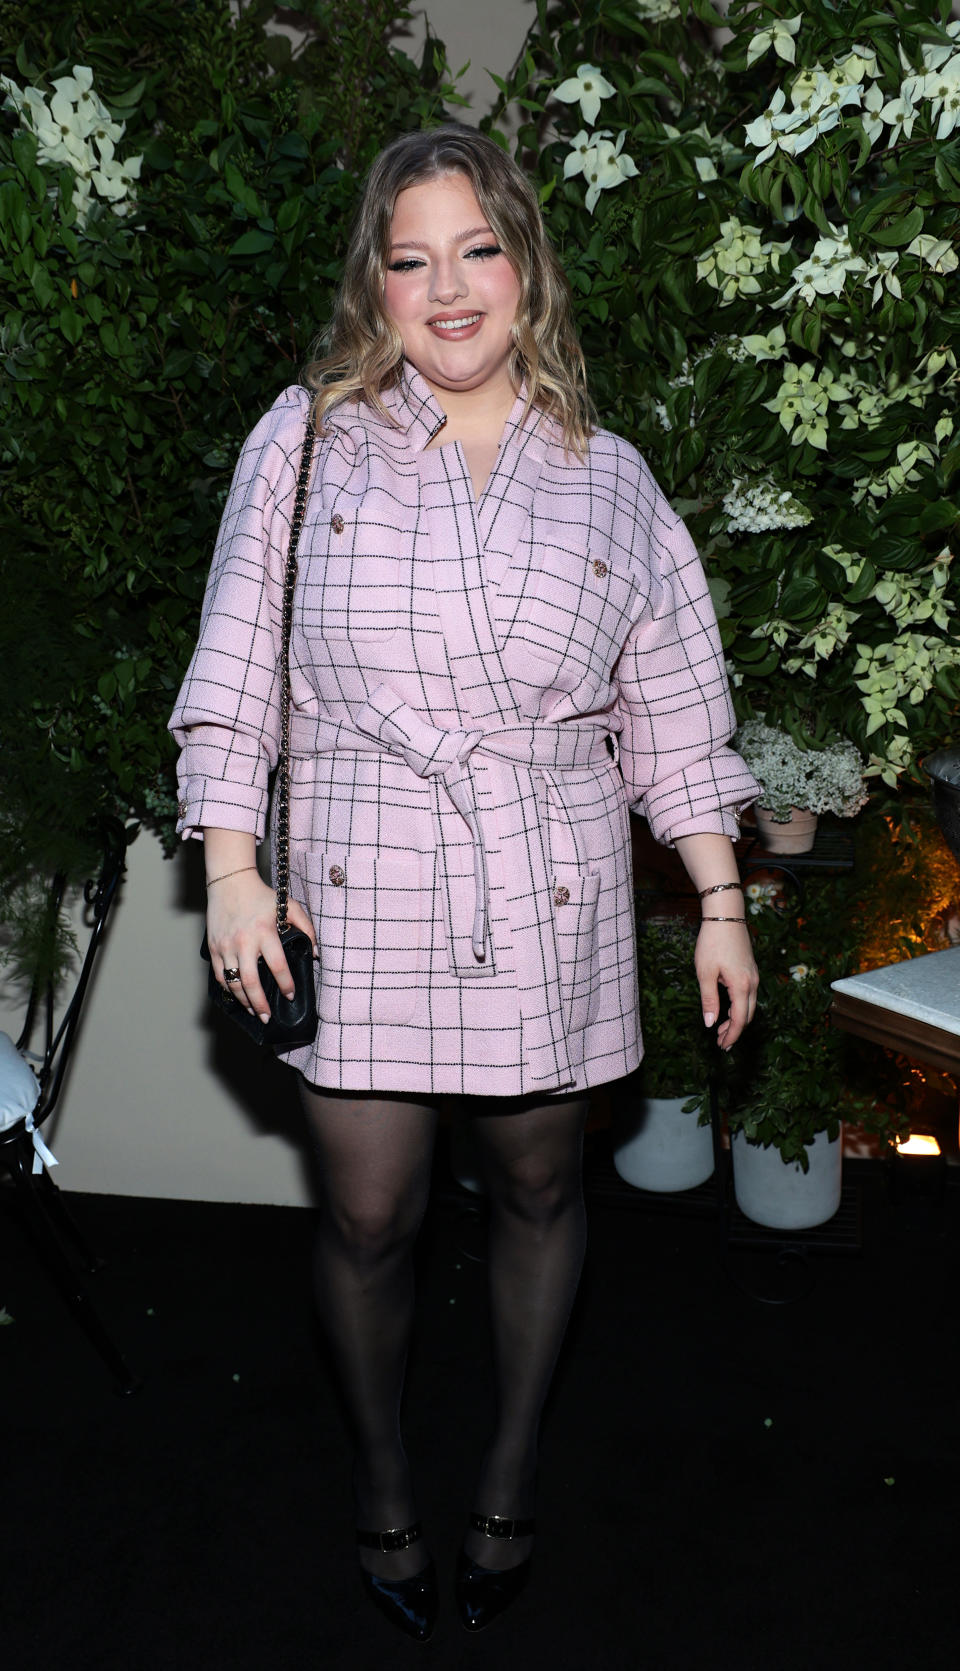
<box><xmin>383</xmin><ymin>171</ymin><xmax>522</xmax><ymax>402</ymax></box>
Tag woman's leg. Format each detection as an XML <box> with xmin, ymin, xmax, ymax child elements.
<box><xmin>299</xmin><ymin>1084</ymin><xmax>438</xmax><ymax>1581</ymax></box>
<box><xmin>464</xmin><ymin>1092</ymin><xmax>589</xmax><ymax>1569</ymax></box>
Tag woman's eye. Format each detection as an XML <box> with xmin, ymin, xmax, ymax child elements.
<box><xmin>466</xmin><ymin>244</ymin><xmax>502</xmax><ymax>260</ymax></box>
<box><xmin>387</xmin><ymin>257</ymin><xmax>425</xmax><ymax>273</ymax></box>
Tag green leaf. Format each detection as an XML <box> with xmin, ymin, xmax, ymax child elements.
<box><xmin>58</xmin><ymin>306</ymin><xmax>82</xmax><ymax>346</ymax></box>
<box><xmin>870</xmin><ymin>206</ymin><xmax>925</xmax><ymax>247</ymax></box>
<box><xmin>228</xmin><ymin>228</ymin><xmax>275</xmax><ymax>257</ymax></box>
<box><xmin>779</xmin><ymin>576</ymin><xmax>827</xmax><ymax>622</ymax></box>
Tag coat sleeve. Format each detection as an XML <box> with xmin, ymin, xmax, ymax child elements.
<box><xmin>168</xmin><ymin>385</ymin><xmax>312</xmax><ymax>841</ymax></box>
<box><xmin>612</xmin><ymin>449</ymin><xmax>758</xmax><ymax>844</ymax></box>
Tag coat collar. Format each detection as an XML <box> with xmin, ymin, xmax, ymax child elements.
<box><xmin>378</xmin><ymin>361</ymin><xmax>552</xmax><ymax>463</ymax></box>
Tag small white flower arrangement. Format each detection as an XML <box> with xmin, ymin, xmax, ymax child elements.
<box><xmin>0</xmin><ymin>64</ymin><xmax>142</xmax><ymax>226</ymax></box>
<box><xmin>735</xmin><ymin>718</ymin><xmax>869</xmax><ymax>822</ymax></box>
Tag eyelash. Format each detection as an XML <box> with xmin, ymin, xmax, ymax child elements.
<box><xmin>387</xmin><ymin>244</ymin><xmax>503</xmax><ymax>273</ymax></box>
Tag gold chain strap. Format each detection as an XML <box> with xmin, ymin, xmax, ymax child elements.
<box><xmin>274</xmin><ymin>418</ymin><xmax>317</xmax><ymax>935</ymax></box>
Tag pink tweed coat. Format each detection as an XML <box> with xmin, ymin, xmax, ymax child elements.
<box><xmin>170</xmin><ymin>367</ymin><xmax>758</xmax><ymax>1096</ymax></box>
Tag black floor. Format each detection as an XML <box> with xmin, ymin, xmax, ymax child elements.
<box><xmin>2</xmin><ymin>1138</ymin><xmax>959</xmax><ymax>1671</ymax></box>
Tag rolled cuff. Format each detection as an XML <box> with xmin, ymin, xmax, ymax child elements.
<box><xmin>635</xmin><ymin>754</ymin><xmax>759</xmax><ymax>847</ymax></box>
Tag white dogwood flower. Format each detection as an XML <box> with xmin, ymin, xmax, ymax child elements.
<box><xmin>564</xmin><ymin>129</ymin><xmax>602</xmax><ymax>179</ymax></box>
<box><xmin>764</xmin><ymin>361</ymin><xmax>846</xmax><ymax>451</ymax></box>
<box><xmin>740</xmin><ymin>324</ymin><xmax>788</xmax><ymax>361</ymax></box>
<box><xmin>774</xmin><ymin>225</ymin><xmax>867</xmax><ymax>307</ymax></box>
<box><xmin>746</xmin><ymin>14</ymin><xmax>801</xmax><ymax>68</ymax></box>
<box><xmin>582</xmin><ymin>131</ymin><xmax>637</xmax><ymax>213</ymax></box>
<box><xmin>919</xmin><ymin>53</ymin><xmax>960</xmax><ymax>140</ymax></box>
<box><xmin>554</xmin><ymin>63</ymin><xmax>615</xmax><ymax>127</ymax></box>
<box><xmin>697</xmin><ymin>218</ymin><xmax>791</xmax><ymax>302</ymax></box>
<box><xmin>907</xmin><ymin>233</ymin><xmax>959</xmax><ymax>274</ymax></box>
<box><xmin>743</xmin><ymin>87</ymin><xmax>805</xmax><ymax>163</ymax></box>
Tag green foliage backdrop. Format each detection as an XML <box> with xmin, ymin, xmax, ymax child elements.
<box><xmin>0</xmin><ymin>0</ymin><xmax>454</xmax><ymax>905</ymax></box>
<box><xmin>487</xmin><ymin>0</ymin><xmax>960</xmax><ymax>792</ymax></box>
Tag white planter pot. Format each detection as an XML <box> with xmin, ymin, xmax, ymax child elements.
<box><xmin>732</xmin><ymin>1126</ymin><xmax>843</xmax><ymax>1229</ymax></box>
<box><xmin>754</xmin><ymin>806</ymin><xmax>818</xmax><ymax>853</ymax></box>
<box><xmin>613</xmin><ymin>1095</ymin><xmax>714</xmax><ymax>1193</ymax></box>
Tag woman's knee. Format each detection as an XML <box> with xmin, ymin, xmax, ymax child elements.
<box><xmin>486</xmin><ymin>1148</ymin><xmax>583</xmax><ymax>1226</ymax></box>
<box><xmin>321</xmin><ymin>1189</ymin><xmax>426</xmax><ymax>1264</ymax></box>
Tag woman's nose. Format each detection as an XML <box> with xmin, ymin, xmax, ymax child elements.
<box><xmin>428</xmin><ymin>258</ymin><xmax>466</xmax><ymax>303</ymax></box>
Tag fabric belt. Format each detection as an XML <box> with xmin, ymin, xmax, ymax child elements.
<box><xmin>289</xmin><ymin>685</ymin><xmax>621</xmax><ymax>1084</ymax></box>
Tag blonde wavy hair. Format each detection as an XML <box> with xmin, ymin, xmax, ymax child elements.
<box><xmin>303</xmin><ymin>125</ymin><xmax>595</xmax><ymax>456</ymax></box>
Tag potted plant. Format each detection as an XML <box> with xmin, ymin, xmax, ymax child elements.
<box><xmin>735</xmin><ymin>719</ymin><xmax>869</xmax><ymax>852</ymax></box>
<box><xmin>613</xmin><ymin>915</ymin><xmax>717</xmax><ymax>1192</ymax></box>
<box><xmin>724</xmin><ymin>884</ymin><xmax>883</xmax><ymax>1228</ymax></box>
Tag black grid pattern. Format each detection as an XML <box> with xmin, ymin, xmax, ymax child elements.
<box><xmin>170</xmin><ymin>368</ymin><xmax>757</xmax><ymax>1096</ymax></box>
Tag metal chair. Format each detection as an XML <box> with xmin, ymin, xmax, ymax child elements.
<box><xmin>0</xmin><ymin>831</ymin><xmax>140</xmax><ymax>1393</ymax></box>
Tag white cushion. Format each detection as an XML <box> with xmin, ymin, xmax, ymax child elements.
<box><xmin>0</xmin><ymin>1031</ymin><xmax>41</xmax><ymax>1132</ymax></box>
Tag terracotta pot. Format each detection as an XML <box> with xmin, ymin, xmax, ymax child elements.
<box><xmin>754</xmin><ymin>805</ymin><xmax>818</xmax><ymax>854</ymax></box>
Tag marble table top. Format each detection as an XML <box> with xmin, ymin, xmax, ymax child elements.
<box><xmin>831</xmin><ymin>946</ymin><xmax>960</xmax><ymax>1037</ymax></box>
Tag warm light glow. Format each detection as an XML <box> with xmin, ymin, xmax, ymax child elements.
<box><xmin>895</xmin><ymin>1133</ymin><xmax>942</xmax><ymax>1156</ymax></box>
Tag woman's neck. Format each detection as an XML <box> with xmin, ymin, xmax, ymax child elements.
<box><xmin>421</xmin><ymin>372</ymin><xmax>520</xmax><ymax>444</ymax></box>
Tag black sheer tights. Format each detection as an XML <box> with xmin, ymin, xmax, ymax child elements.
<box><xmin>299</xmin><ymin>1084</ymin><xmax>588</xmax><ymax>1579</ymax></box>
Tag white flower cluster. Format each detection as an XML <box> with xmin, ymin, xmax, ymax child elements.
<box><xmin>633</xmin><ymin>0</ymin><xmax>681</xmax><ymax>19</ymax></box>
<box><xmin>862</xmin><ymin>22</ymin><xmax>960</xmax><ymax>145</ymax></box>
<box><xmin>745</xmin><ymin>21</ymin><xmax>960</xmax><ymax>161</ymax></box>
<box><xmin>0</xmin><ymin>64</ymin><xmax>141</xmax><ymax>226</ymax></box>
<box><xmin>744</xmin><ymin>53</ymin><xmax>871</xmax><ymax>162</ymax></box>
<box><xmin>773</xmin><ymin>223</ymin><xmax>956</xmax><ymax>314</ymax></box>
<box><xmin>696</xmin><ymin>217</ymin><xmax>791</xmax><ymax>304</ymax></box>
<box><xmin>763</xmin><ymin>361</ymin><xmax>847</xmax><ymax>450</ymax></box>
<box><xmin>745</xmin><ymin>880</ymin><xmax>781</xmax><ymax>915</ymax></box>
<box><xmin>554</xmin><ymin>66</ymin><xmax>638</xmax><ymax>214</ymax></box>
<box><xmin>723</xmin><ymin>476</ymin><xmax>812</xmax><ymax>534</ymax></box>
<box><xmin>735</xmin><ymin>719</ymin><xmax>869</xmax><ymax>820</ymax></box>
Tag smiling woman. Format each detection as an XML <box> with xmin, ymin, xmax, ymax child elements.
<box><xmin>168</xmin><ymin>122</ymin><xmax>759</xmax><ymax>1645</ymax></box>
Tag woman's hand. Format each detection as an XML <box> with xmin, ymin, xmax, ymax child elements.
<box><xmin>206</xmin><ymin>869</ymin><xmax>316</xmax><ymax>1023</ymax></box>
<box><xmin>695</xmin><ymin>919</ymin><xmax>758</xmax><ymax>1051</ymax></box>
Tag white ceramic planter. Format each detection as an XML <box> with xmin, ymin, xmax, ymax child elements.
<box><xmin>755</xmin><ymin>806</ymin><xmax>818</xmax><ymax>854</ymax></box>
<box><xmin>613</xmin><ymin>1094</ymin><xmax>714</xmax><ymax>1193</ymax></box>
<box><xmin>732</xmin><ymin>1126</ymin><xmax>842</xmax><ymax>1229</ymax></box>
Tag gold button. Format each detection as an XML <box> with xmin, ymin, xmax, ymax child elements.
<box><xmin>592</xmin><ymin>559</ymin><xmax>608</xmax><ymax>578</ymax></box>
<box><xmin>331</xmin><ymin>513</ymin><xmax>345</xmax><ymax>534</ymax></box>
<box><xmin>554</xmin><ymin>885</ymin><xmax>570</xmax><ymax>906</ymax></box>
<box><xmin>177</xmin><ymin>798</ymin><xmax>187</xmax><ymax>818</ymax></box>
<box><xmin>328</xmin><ymin>864</ymin><xmax>346</xmax><ymax>886</ymax></box>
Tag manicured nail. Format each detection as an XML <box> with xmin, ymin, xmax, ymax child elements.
<box><xmin>704</xmin><ymin>1012</ymin><xmax>717</xmax><ymax>1028</ymax></box>
<box><xmin>259</xmin><ymin>1012</ymin><xmax>270</xmax><ymax>1023</ymax></box>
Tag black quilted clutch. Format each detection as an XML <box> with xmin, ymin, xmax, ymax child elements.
<box><xmin>200</xmin><ymin>926</ymin><xmax>318</xmax><ymax>1050</ymax></box>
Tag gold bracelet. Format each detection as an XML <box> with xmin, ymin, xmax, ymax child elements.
<box><xmin>698</xmin><ymin>882</ymin><xmax>743</xmax><ymax>899</ymax></box>
<box><xmin>700</xmin><ymin>916</ymin><xmax>747</xmax><ymax>924</ymax></box>
<box><xmin>205</xmin><ymin>865</ymin><xmax>259</xmax><ymax>888</ymax></box>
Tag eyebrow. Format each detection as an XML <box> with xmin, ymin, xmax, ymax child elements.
<box><xmin>389</xmin><ymin>226</ymin><xmax>496</xmax><ymax>250</ymax></box>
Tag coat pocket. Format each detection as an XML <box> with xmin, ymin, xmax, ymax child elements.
<box><xmin>509</xmin><ymin>551</ymin><xmax>640</xmax><ymax>682</ymax></box>
<box><xmin>552</xmin><ymin>869</ymin><xmax>602</xmax><ymax>1035</ymax></box>
<box><xmin>303</xmin><ymin>848</ymin><xmax>428</xmax><ymax>1025</ymax></box>
<box><xmin>298</xmin><ymin>550</ymin><xmax>402</xmax><ymax>642</ymax></box>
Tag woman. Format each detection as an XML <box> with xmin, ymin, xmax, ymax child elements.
<box><xmin>170</xmin><ymin>125</ymin><xmax>759</xmax><ymax>1641</ymax></box>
